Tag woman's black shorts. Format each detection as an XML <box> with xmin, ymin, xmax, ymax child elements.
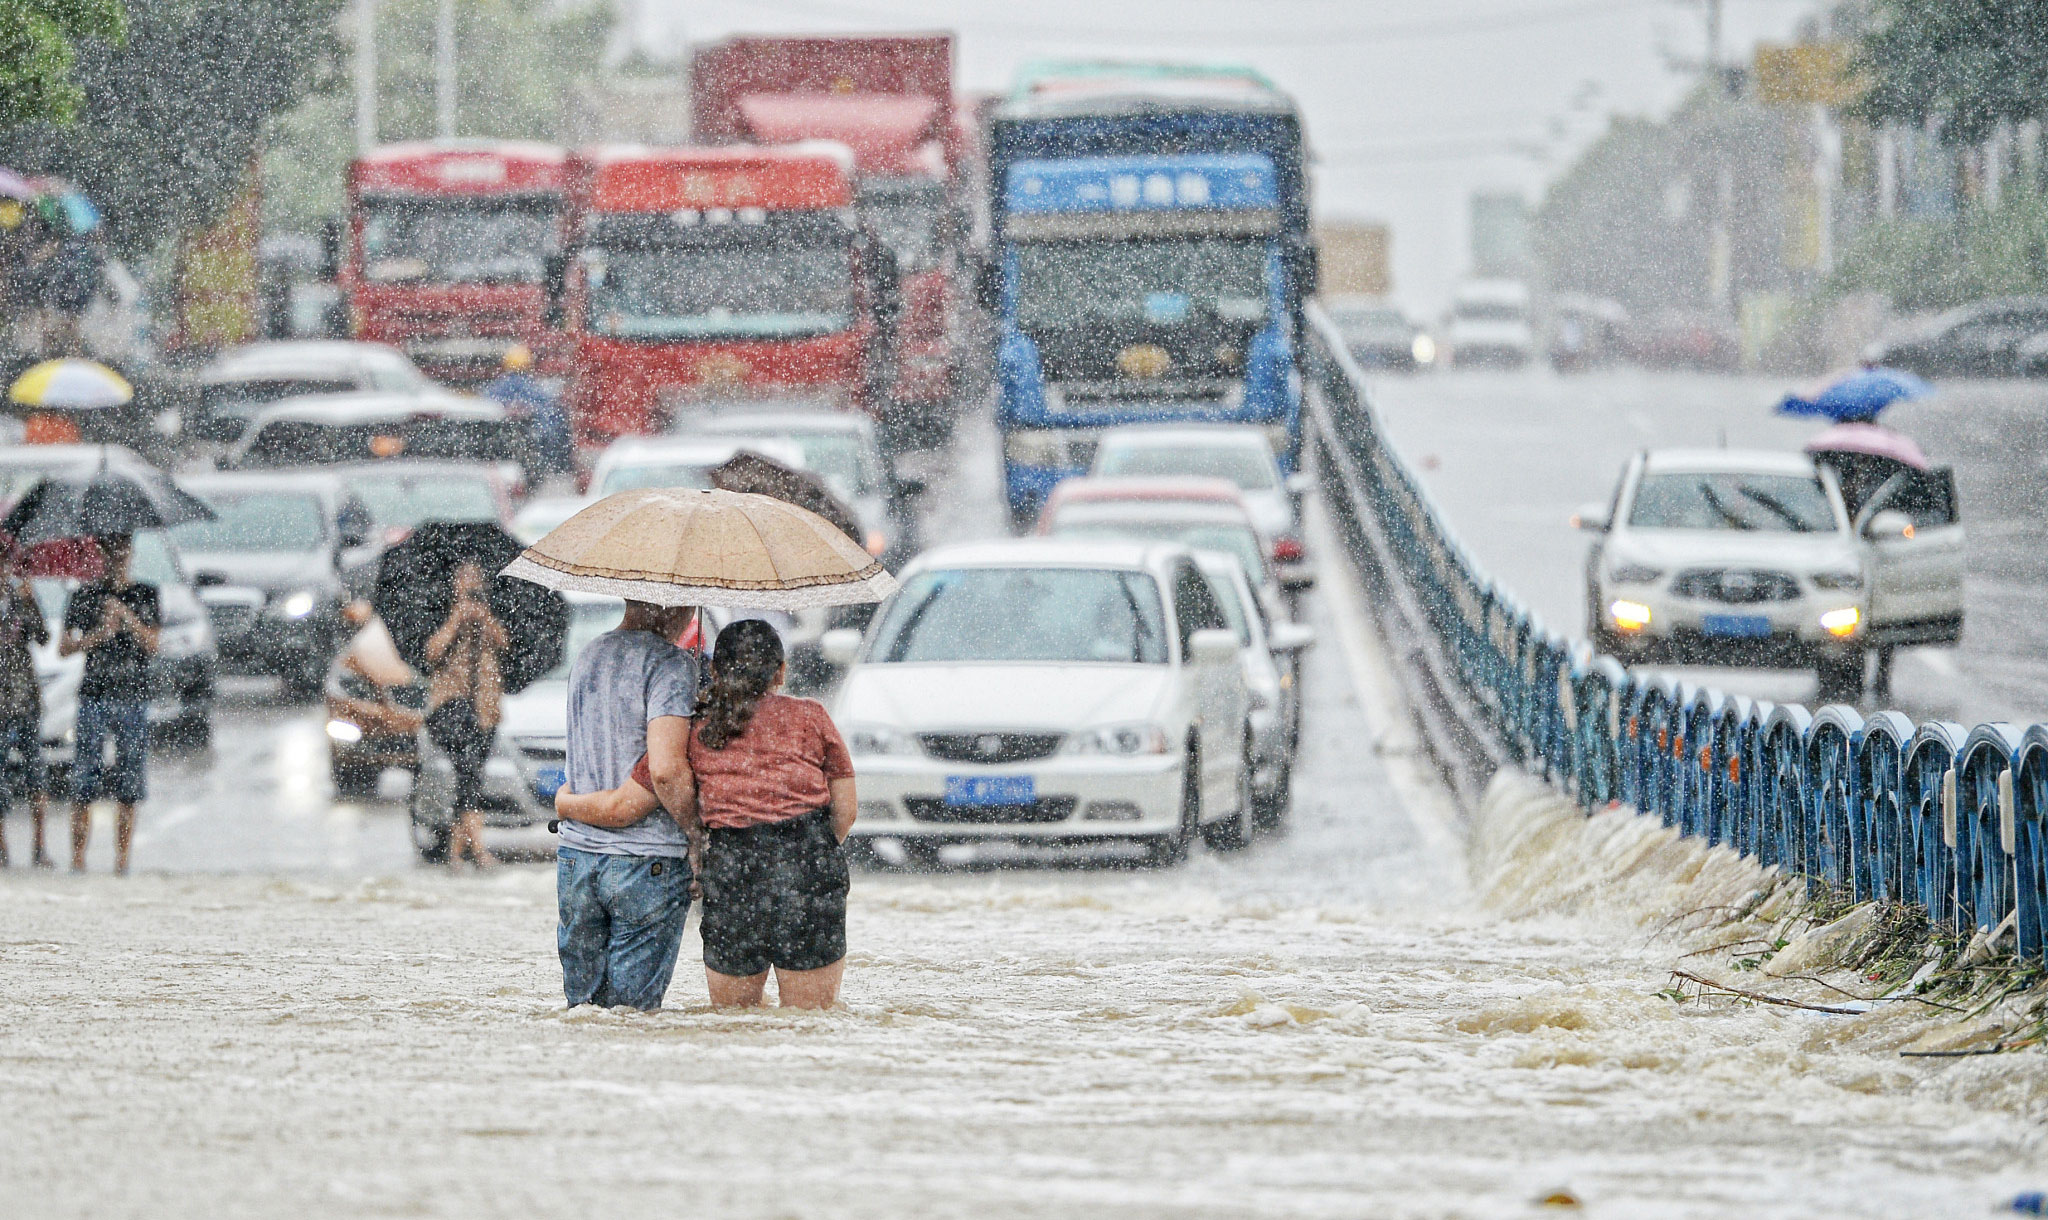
<box><xmin>699</xmin><ymin>808</ymin><xmax>848</xmax><ymax>977</ymax></box>
<box><xmin>425</xmin><ymin>698</ymin><xmax>492</xmax><ymax>813</ymax></box>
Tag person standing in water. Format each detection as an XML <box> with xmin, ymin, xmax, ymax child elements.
<box><xmin>59</xmin><ymin>534</ymin><xmax>158</xmax><ymax>875</ymax></box>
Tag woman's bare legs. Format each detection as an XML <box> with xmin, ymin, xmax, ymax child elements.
<box><xmin>705</xmin><ymin>967</ymin><xmax>769</xmax><ymax>1007</ymax></box>
<box><xmin>449</xmin><ymin>809</ymin><xmax>496</xmax><ymax>869</ymax></box>
<box><xmin>773</xmin><ymin>959</ymin><xmax>844</xmax><ymax>1009</ymax></box>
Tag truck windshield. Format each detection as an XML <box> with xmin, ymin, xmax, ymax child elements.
<box><xmin>1015</xmin><ymin>236</ymin><xmax>1268</xmax><ymax>330</ymax></box>
<box><xmin>1628</xmin><ymin>473</ymin><xmax>1837</xmax><ymax>533</ymax></box>
<box><xmin>360</xmin><ymin>196</ymin><xmax>558</xmax><ymax>285</ymax></box>
<box><xmin>860</xmin><ymin>181</ymin><xmax>945</xmax><ymax>274</ymax></box>
<box><xmin>587</xmin><ymin>242</ymin><xmax>854</xmax><ymax>340</ymax></box>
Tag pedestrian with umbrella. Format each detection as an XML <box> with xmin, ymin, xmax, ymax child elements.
<box><xmin>9</xmin><ymin>357</ymin><xmax>133</xmax><ymax>445</ymax></box>
<box><xmin>372</xmin><ymin>522</ymin><xmax>566</xmax><ymax>868</ymax></box>
<box><xmin>0</xmin><ymin>540</ymin><xmax>51</xmax><ymax>868</ymax></box>
<box><xmin>506</xmin><ymin>487</ymin><xmax>896</xmax><ymax>1011</ymax></box>
<box><xmin>0</xmin><ymin>464</ymin><xmax>213</xmax><ymax>875</ymax></box>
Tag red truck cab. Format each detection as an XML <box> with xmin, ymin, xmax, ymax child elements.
<box><xmin>343</xmin><ymin>141</ymin><xmax>567</xmax><ymax>384</ymax></box>
<box><xmin>559</xmin><ymin>143</ymin><xmax>896</xmax><ymax>446</ymax></box>
<box><xmin>690</xmin><ymin>35</ymin><xmax>964</xmax><ymax>421</ymax></box>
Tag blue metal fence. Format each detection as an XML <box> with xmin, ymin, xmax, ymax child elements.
<box><xmin>1301</xmin><ymin>305</ymin><xmax>2048</xmax><ymax>956</ymax></box>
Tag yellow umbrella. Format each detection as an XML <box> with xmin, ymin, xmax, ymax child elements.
<box><xmin>9</xmin><ymin>359</ymin><xmax>133</xmax><ymax>410</ymax></box>
<box><xmin>501</xmin><ymin>487</ymin><xmax>898</xmax><ymax>610</ymax></box>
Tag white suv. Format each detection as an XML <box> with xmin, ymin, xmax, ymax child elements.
<box><xmin>1577</xmin><ymin>449</ymin><xmax>1964</xmax><ymax>700</ymax></box>
<box><xmin>823</xmin><ymin>539</ymin><xmax>1253</xmax><ymax>865</ymax></box>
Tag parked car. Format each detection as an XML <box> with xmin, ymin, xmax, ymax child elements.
<box><xmin>1193</xmin><ymin>551</ymin><xmax>1314</xmax><ymax>827</ymax></box>
<box><xmin>1625</xmin><ymin>309</ymin><xmax>1741</xmax><ymax>372</ymax></box>
<box><xmin>1087</xmin><ymin>425</ymin><xmax>1311</xmax><ymax>578</ymax></box>
<box><xmin>1546</xmin><ymin>293</ymin><xmax>1629</xmax><ymax>371</ymax></box>
<box><xmin>1036</xmin><ymin>477</ymin><xmax>1295</xmax><ymax>618</ymax></box>
<box><xmin>224</xmin><ymin>391</ymin><xmax>531</xmax><ymax>491</ymax></box>
<box><xmin>172</xmin><ymin>471</ymin><xmax>379</xmax><ymax>695</ymax></box>
<box><xmin>1865</xmin><ymin>296</ymin><xmax>2048</xmax><ymax>378</ymax></box>
<box><xmin>327</xmin><ymin>460</ymin><xmax>516</xmax><ymax>543</ymax></box>
<box><xmin>1575</xmin><ymin>448</ymin><xmax>1964</xmax><ymax>700</ymax></box>
<box><xmin>193</xmin><ymin>340</ymin><xmax>437</xmax><ymax>441</ymax></box>
<box><xmin>31</xmin><ymin>530</ymin><xmax>217</xmax><ymax>755</ymax></box>
<box><xmin>511</xmin><ymin>495</ymin><xmax>591</xmax><ymax>545</ymax></box>
<box><xmin>823</xmin><ymin>538</ymin><xmax>1252</xmax><ymax>865</ymax></box>
<box><xmin>693</xmin><ymin>410</ymin><xmax>923</xmax><ymax>565</ymax></box>
<box><xmin>1445</xmin><ymin>279</ymin><xmax>1536</xmax><ymax>368</ymax></box>
<box><xmin>408</xmin><ymin>592</ymin><xmax>626</xmax><ymax>863</ymax></box>
<box><xmin>1323</xmin><ymin>295</ymin><xmax>1433</xmax><ymax>371</ymax></box>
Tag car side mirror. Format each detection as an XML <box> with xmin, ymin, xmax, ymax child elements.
<box><xmin>1280</xmin><ymin>566</ymin><xmax>1317</xmax><ymax>592</ymax></box>
<box><xmin>1864</xmin><ymin>509</ymin><xmax>1915</xmax><ymax>541</ymax></box>
<box><xmin>1571</xmin><ymin>501</ymin><xmax>1610</xmax><ymax>532</ymax></box>
<box><xmin>821</xmin><ymin>628</ymin><xmax>863</xmax><ymax>668</ymax></box>
<box><xmin>1268</xmin><ymin>621</ymin><xmax>1316</xmax><ymax>653</ymax></box>
<box><xmin>1188</xmin><ymin>628</ymin><xmax>1238</xmax><ymax>666</ymax></box>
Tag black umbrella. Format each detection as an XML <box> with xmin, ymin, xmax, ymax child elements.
<box><xmin>711</xmin><ymin>449</ymin><xmax>864</xmax><ymax>546</ymax></box>
<box><xmin>373</xmin><ymin>521</ymin><xmax>567</xmax><ymax>694</ymax></box>
<box><xmin>1</xmin><ymin>466</ymin><xmax>215</xmax><ymax>545</ymax></box>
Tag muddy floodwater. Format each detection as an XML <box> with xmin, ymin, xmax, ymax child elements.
<box><xmin>4</xmin><ymin>589</ymin><xmax>2046</xmax><ymax>1219</ymax></box>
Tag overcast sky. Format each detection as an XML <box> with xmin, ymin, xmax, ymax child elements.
<box><xmin>633</xmin><ymin>0</ymin><xmax>1825</xmax><ymax>313</ymax></box>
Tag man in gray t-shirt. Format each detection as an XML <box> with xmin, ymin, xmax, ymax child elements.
<box><xmin>555</xmin><ymin>601</ymin><xmax>699</xmax><ymax>1009</ymax></box>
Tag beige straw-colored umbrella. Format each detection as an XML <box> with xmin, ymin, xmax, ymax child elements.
<box><xmin>500</xmin><ymin>487</ymin><xmax>898</xmax><ymax>610</ymax></box>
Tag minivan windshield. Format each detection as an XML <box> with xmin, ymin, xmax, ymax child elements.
<box><xmin>1628</xmin><ymin>472</ymin><xmax>1837</xmax><ymax>533</ymax></box>
<box><xmin>869</xmin><ymin>567</ymin><xmax>1168</xmax><ymax>664</ymax></box>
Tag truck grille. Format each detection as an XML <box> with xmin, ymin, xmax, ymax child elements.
<box><xmin>1670</xmin><ymin>568</ymin><xmax>1801</xmax><ymax>604</ymax></box>
<box><xmin>917</xmin><ymin>732</ymin><xmax>1065</xmax><ymax>763</ymax></box>
<box><xmin>904</xmin><ymin>797</ymin><xmax>1078</xmax><ymax>824</ymax></box>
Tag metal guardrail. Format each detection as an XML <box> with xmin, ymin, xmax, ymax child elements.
<box><xmin>1300</xmin><ymin>303</ymin><xmax>2048</xmax><ymax>958</ymax></box>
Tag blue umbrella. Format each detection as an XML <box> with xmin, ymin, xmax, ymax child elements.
<box><xmin>54</xmin><ymin>190</ymin><xmax>100</xmax><ymax>234</ymax></box>
<box><xmin>1776</xmin><ymin>366</ymin><xmax>1933</xmax><ymax>422</ymax></box>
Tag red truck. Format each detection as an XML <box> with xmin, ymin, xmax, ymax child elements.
<box><xmin>557</xmin><ymin>143</ymin><xmax>899</xmax><ymax>445</ymax></box>
<box><xmin>343</xmin><ymin>141</ymin><xmax>567</xmax><ymax>383</ymax></box>
<box><xmin>690</xmin><ymin>35</ymin><xmax>964</xmax><ymax>429</ymax></box>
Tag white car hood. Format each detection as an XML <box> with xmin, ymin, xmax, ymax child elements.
<box><xmin>835</xmin><ymin>663</ymin><xmax>1174</xmax><ymax>732</ymax></box>
<box><xmin>1608</xmin><ymin>528</ymin><xmax>1860</xmax><ymax>572</ymax></box>
<box><xmin>499</xmin><ymin>679</ymin><xmax>567</xmax><ymax>741</ymax></box>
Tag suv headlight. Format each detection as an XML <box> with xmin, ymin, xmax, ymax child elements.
<box><xmin>1606</xmin><ymin>562</ymin><xmax>1664</xmax><ymax>585</ymax></box>
<box><xmin>1810</xmin><ymin>568</ymin><xmax>1864</xmax><ymax>591</ymax></box>
<box><xmin>846</xmin><ymin>724</ymin><xmax>922</xmax><ymax>757</ymax></box>
<box><xmin>1064</xmin><ymin>723</ymin><xmax>1171</xmax><ymax>756</ymax></box>
<box><xmin>275</xmin><ymin>589</ymin><xmax>319</xmax><ymax>620</ymax></box>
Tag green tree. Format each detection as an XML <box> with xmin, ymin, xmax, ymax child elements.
<box><xmin>0</xmin><ymin>0</ymin><xmax>344</xmax><ymax>256</ymax></box>
<box><xmin>263</xmin><ymin>0</ymin><xmax>614</xmax><ymax>234</ymax></box>
<box><xmin>0</xmin><ymin>0</ymin><xmax>127</xmax><ymax>128</ymax></box>
<box><xmin>1852</xmin><ymin>0</ymin><xmax>2048</xmax><ymax>145</ymax></box>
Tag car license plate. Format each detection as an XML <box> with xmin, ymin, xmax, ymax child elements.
<box><xmin>945</xmin><ymin>775</ymin><xmax>1035</xmax><ymax>807</ymax></box>
<box><xmin>1701</xmin><ymin>614</ymin><xmax>1772</xmax><ymax>638</ymax></box>
<box><xmin>534</xmin><ymin>767</ymin><xmax>567</xmax><ymax>799</ymax></box>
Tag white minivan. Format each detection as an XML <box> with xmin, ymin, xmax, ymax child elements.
<box><xmin>823</xmin><ymin>539</ymin><xmax>1254</xmax><ymax>865</ymax></box>
<box><xmin>1445</xmin><ymin>279</ymin><xmax>1537</xmax><ymax>368</ymax></box>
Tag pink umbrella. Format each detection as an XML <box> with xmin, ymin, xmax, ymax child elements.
<box><xmin>1802</xmin><ymin>422</ymin><xmax>1930</xmax><ymax>471</ymax></box>
<box><xmin>0</xmin><ymin>167</ymin><xmax>31</xmax><ymax>200</ymax></box>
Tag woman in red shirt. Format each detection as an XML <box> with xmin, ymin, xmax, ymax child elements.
<box><xmin>555</xmin><ymin>618</ymin><xmax>857</xmax><ymax>1009</ymax></box>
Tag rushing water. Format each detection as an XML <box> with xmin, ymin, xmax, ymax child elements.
<box><xmin>3</xmin><ymin>578</ymin><xmax>2044</xmax><ymax>1219</ymax></box>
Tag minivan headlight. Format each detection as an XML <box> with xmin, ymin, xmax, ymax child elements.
<box><xmin>1065</xmin><ymin>723</ymin><xmax>1170</xmax><ymax>756</ymax></box>
<box><xmin>846</xmin><ymin>725</ymin><xmax>921</xmax><ymax>757</ymax></box>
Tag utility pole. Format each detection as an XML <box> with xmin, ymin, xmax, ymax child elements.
<box><xmin>354</xmin><ymin>0</ymin><xmax>378</xmax><ymax>155</ymax></box>
<box><xmin>1702</xmin><ymin>0</ymin><xmax>1733</xmax><ymax>317</ymax></box>
<box><xmin>436</xmin><ymin>0</ymin><xmax>458</xmax><ymax>140</ymax></box>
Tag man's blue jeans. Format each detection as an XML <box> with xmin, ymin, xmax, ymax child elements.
<box><xmin>557</xmin><ymin>846</ymin><xmax>693</xmax><ymax>1010</ymax></box>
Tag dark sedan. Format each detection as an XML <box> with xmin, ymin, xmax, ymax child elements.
<box><xmin>1864</xmin><ymin>296</ymin><xmax>2048</xmax><ymax>378</ymax></box>
<box><xmin>173</xmin><ymin>472</ymin><xmax>379</xmax><ymax>695</ymax></box>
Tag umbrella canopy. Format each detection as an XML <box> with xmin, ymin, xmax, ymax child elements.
<box><xmin>711</xmin><ymin>449</ymin><xmax>864</xmax><ymax>546</ymax></box>
<box><xmin>0</xmin><ymin>468</ymin><xmax>215</xmax><ymax>545</ymax></box>
<box><xmin>503</xmin><ymin>488</ymin><xmax>898</xmax><ymax>611</ymax></box>
<box><xmin>0</xmin><ymin>168</ymin><xmax>32</xmax><ymax>201</ymax></box>
<box><xmin>374</xmin><ymin>521</ymin><xmax>567</xmax><ymax>694</ymax></box>
<box><xmin>53</xmin><ymin>190</ymin><xmax>99</xmax><ymax>234</ymax></box>
<box><xmin>9</xmin><ymin>359</ymin><xmax>133</xmax><ymax>411</ymax></box>
<box><xmin>1802</xmin><ymin>421</ymin><xmax>1931</xmax><ymax>471</ymax></box>
<box><xmin>1777</xmin><ymin>366</ymin><xmax>1932</xmax><ymax>422</ymax></box>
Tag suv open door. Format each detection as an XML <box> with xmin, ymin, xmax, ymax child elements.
<box><xmin>1858</xmin><ymin>465</ymin><xmax>1965</xmax><ymax>647</ymax></box>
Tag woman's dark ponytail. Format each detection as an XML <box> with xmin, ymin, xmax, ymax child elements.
<box><xmin>695</xmin><ymin>619</ymin><xmax>785</xmax><ymax>750</ymax></box>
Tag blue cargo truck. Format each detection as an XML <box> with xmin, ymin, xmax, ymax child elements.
<box><xmin>982</xmin><ymin>62</ymin><xmax>1316</xmax><ymax>521</ymax></box>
